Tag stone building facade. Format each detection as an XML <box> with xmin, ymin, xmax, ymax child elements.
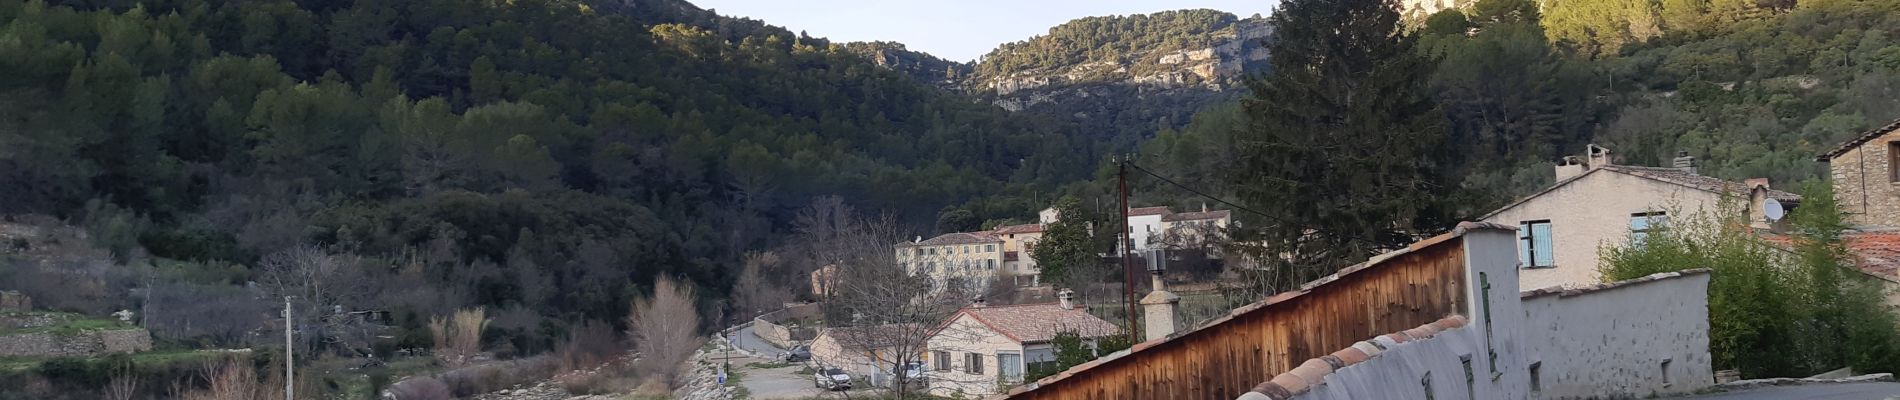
<box><xmin>1820</xmin><ymin>118</ymin><xmax>1900</xmax><ymax>228</ymax></box>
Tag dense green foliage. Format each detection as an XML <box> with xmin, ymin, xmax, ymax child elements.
<box><xmin>0</xmin><ymin>0</ymin><xmax>1107</xmax><ymax>388</ymax></box>
<box><xmin>1227</xmin><ymin>0</ymin><xmax>1462</xmax><ymax>280</ymax></box>
<box><xmin>1144</xmin><ymin>0</ymin><xmax>1900</xmax><ymax>223</ymax></box>
<box><xmin>1029</xmin><ymin>196</ymin><xmax>1113</xmax><ymax>288</ymax></box>
<box><xmin>1600</xmin><ymin>185</ymin><xmax>1900</xmax><ymax>377</ymax></box>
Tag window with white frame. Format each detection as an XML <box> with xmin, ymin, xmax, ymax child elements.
<box><xmin>998</xmin><ymin>352</ymin><xmax>1024</xmax><ymax>381</ymax></box>
<box><xmin>1519</xmin><ymin>220</ymin><xmax>1554</xmax><ymax>268</ymax></box>
<box><xmin>933</xmin><ymin>350</ymin><xmax>951</xmax><ymax>371</ymax></box>
<box><xmin>964</xmin><ymin>352</ymin><xmax>984</xmax><ymax>374</ymax></box>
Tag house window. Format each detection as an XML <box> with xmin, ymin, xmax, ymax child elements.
<box><xmin>1890</xmin><ymin>142</ymin><xmax>1900</xmax><ymax>182</ymax></box>
<box><xmin>998</xmin><ymin>352</ymin><xmax>1024</xmax><ymax>382</ymax></box>
<box><xmin>1518</xmin><ymin>220</ymin><xmax>1554</xmax><ymax>268</ymax></box>
<box><xmin>1630</xmin><ymin>212</ymin><xmax>1668</xmax><ymax>247</ymax></box>
<box><xmin>986</xmin><ymin>244</ymin><xmax>995</xmax><ymax>252</ymax></box>
<box><xmin>986</xmin><ymin>259</ymin><xmax>995</xmax><ymax>270</ymax></box>
<box><xmin>928</xmin><ymin>248</ymin><xmax>937</xmax><ymax>256</ymax></box>
<box><xmin>934</xmin><ymin>351</ymin><xmax>951</xmax><ymax>371</ymax></box>
<box><xmin>965</xmin><ymin>352</ymin><xmax>984</xmax><ymax>375</ymax></box>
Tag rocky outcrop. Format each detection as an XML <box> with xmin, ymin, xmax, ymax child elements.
<box><xmin>971</xmin><ymin>17</ymin><xmax>1271</xmax><ymax>101</ymax></box>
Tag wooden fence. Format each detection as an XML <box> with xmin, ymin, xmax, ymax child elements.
<box><xmin>1004</xmin><ymin>235</ymin><xmax>1471</xmax><ymax>400</ymax></box>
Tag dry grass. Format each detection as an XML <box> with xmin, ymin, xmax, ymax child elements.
<box><xmin>178</xmin><ymin>357</ymin><xmax>281</xmax><ymax>400</ymax></box>
<box><xmin>428</xmin><ymin>307</ymin><xmax>488</xmax><ymax>367</ymax></box>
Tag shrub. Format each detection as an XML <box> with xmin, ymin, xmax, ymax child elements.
<box><xmin>428</xmin><ymin>307</ymin><xmax>488</xmax><ymax>367</ymax></box>
<box><xmin>628</xmin><ymin>276</ymin><xmax>700</xmax><ymax>386</ymax></box>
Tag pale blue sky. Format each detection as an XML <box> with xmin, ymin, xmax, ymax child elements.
<box><xmin>691</xmin><ymin>0</ymin><xmax>1281</xmax><ymax>62</ymax></box>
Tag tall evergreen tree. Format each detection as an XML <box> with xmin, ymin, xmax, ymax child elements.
<box><xmin>1229</xmin><ymin>0</ymin><xmax>1461</xmax><ymax>284</ymax></box>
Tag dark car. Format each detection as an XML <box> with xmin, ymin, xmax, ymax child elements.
<box><xmin>781</xmin><ymin>344</ymin><xmax>811</xmax><ymax>362</ymax></box>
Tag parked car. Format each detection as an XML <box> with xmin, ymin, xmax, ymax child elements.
<box><xmin>781</xmin><ymin>344</ymin><xmax>811</xmax><ymax>362</ymax></box>
<box><xmin>813</xmin><ymin>367</ymin><xmax>853</xmax><ymax>391</ymax></box>
<box><xmin>889</xmin><ymin>361</ymin><xmax>927</xmax><ymax>388</ymax></box>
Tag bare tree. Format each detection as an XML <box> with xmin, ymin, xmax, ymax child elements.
<box><xmin>627</xmin><ymin>276</ymin><xmax>700</xmax><ymax>386</ymax></box>
<box><xmin>732</xmin><ymin>252</ymin><xmax>793</xmax><ymax>320</ymax></box>
<box><xmin>428</xmin><ymin>307</ymin><xmax>488</xmax><ymax>367</ymax></box>
<box><xmin>808</xmin><ymin>208</ymin><xmax>1004</xmax><ymax>398</ymax></box>
<box><xmin>255</xmin><ymin>244</ymin><xmax>377</xmax><ymax>356</ymax></box>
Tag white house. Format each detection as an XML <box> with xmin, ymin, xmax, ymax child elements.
<box><xmin>922</xmin><ymin>292</ymin><xmax>1120</xmax><ymax>397</ymax></box>
<box><xmin>809</xmin><ymin>323</ymin><xmax>924</xmax><ymax>380</ymax></box>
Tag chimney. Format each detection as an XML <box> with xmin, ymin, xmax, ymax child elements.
<box><xmin>1586</xmin><ymin>144</ymin><xmax>1613</xmax><ymax>168</ymax></box>
<box><xmin>1554</xmin><ymin>156</ymin><xmax>1587</xmax><ymax>181</ymax></box>
<box><xmin>1673</xmin><ymin>151</ymin><xmax>1696</xmax><ymax>175</ymax></box>
<box><xmin>1057</xmin><ymin>289</ymin><xmax>1077</xmax><ymax>310</ymax></box>
<box><xmin>971</xmin><ymin>296</ymin><xmax>986</xmax><ymax>308</ymax></box>
<box><xmin>1744</xmin><ymin>178</ymin><xmax>1769</xmax><ymax>190</ymax></box>
<box><xmin>1201</xmin><ymin>202</ymin><xmax>1208</xmax><ymax>213</ymax></box>
<box><xmin>1139</xmin><ymin>258</ymin><xmax>1179</xmax><ymax>341</ymax></box>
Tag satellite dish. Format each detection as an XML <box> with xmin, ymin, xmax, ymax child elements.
<box><xmin>1764</xmin><ymin>198</ymin><xmax>1786</xmax><ymax>221</ymax></box>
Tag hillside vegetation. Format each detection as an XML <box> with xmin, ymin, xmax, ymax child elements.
<box><xmin>0</xmin><ymin>0</ymin><xmax>1099</xmax><ymax>396</ymax></box>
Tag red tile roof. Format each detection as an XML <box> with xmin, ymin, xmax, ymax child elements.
<box><xmin>943</xmin><ymin>303</ymin><xmax>1120</xmax><ymax>344</ymax></box>
<box><xmin>1602</xmin><ymin>165</ymin><xmax>1801</xmax><ymax>202</ymax></box>
<box><xmin>898</xmin><ymin>232</ymin><xmax>1001</xmax><ymax>247</ymax></box>
<box><xmin>1128</xmin><ymin>206</ymin><xmax>1172</xmax><ymax>216</ymax></box>
<box><xmin>1164</xmin><ymin>210</ymin><xmax>1232</xmax><ymax>222</ymax></box>
<box><xmin>992</xmin><ymin>223</ymin><xmax>1045</xmax><ymax>235</ymax></box>
<box><xmin>1819</xmin><ymin>117</ymin><xmax>1900</xmax><ymax>161</ymax></box>
<box><xmin>1761</xmin><ymin>232</ymin><xmax>1900</xmax><ymax>283</ymax></box>
<box><xmin>1241</xmin><ymin>315</ymin><xmax>1471</xmax><ymax>400</ymax></box>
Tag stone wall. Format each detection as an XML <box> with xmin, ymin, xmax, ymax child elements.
<box><xmin>1829</xmin><ymin>128</ymin><xmax>1900</xmax><ymax>228</ymax></box>
<box><xmin>753</xmin><ymin>303</ymin><xmax>820</xmax><ymax>349</ymax></box>
<box><xmin>0</xmin><ymin>291</ymin><xmax>30</xmax><ymax>312</ymax></box>
<box><xmin>0</xmin><ymin>328</ymin><xmax>153</xmax><ymax>357</ymax></box>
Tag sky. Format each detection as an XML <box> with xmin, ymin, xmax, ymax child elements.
<box><xmin>690</xmin><ymin>0</ymin><xmax>1281</xmax><ymax>62</ymax></box>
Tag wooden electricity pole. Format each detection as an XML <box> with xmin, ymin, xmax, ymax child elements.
<box><xmin>1117</xmin><ymin>155</ymin><xmax>1139</xmax><ymax>340</ymax></box>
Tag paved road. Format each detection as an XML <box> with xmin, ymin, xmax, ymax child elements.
<box><xmin>732</xmin><ymin>323</ymin><xmax>787</xmax><ymax>358</ymax></box>
<box><xmin>1673</xmin><ymin>382</ymin><xmax>1900</xmax><ymax>400</ymax></box>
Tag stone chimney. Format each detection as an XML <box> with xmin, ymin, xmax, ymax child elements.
<box><xmin>1673</xmin><ymin>151</ymin><xmax>1697</xmax><ymax>175</ymax></box>
<box><xmin>1139</xmin><ymin>274</ymin><xmax>1180</xmax><ymax>341</ymax></box>
<box><xmin>1058</xmin><ymin>289</ymin><xmax>1077</xmax><ymax>310</ymax></box>
<box><xmin>1554</xmin><ymin>156</ymin><xmax>1588</xmax><ymax>181</ymax></box>
<box><xmin>1586</xmin><ymin>144</ymin><xmax>1613</xmax><ymax>168</ymax></box>
<box><xmin>971</xmin><ymin>296</ymin><xmax>986</xmax><ymax>309</ymax></box>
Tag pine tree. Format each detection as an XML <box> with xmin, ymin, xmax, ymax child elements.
<box><xmin>1230</xmin><ymin>0</ymin><xmax>1461</xmax><ymax>284</ymax></box>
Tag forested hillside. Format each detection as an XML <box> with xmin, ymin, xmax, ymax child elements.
<box><xmin>0</xmin><ymin>0</ymin><xmax>1101</xmax><ymax>376</ymax></box>
<box><xmin>1140</xmin><ymin>0</ymin><xmax>1900</xmax><ymax>211</ymax></box>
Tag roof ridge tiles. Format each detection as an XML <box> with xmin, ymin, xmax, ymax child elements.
<box><xmin>1240</xmin><ymin>315</ymin><xmax>1470</xmax><ymax>400</ymax></box>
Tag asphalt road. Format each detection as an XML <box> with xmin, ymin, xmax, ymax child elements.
<box><xmin>1674</xmin><ymin>382</ymin><xmax>1900</xmax><ymax>400</ymax></box>
<box><xmin>732</xmin><ymin>323</ymin><xmax>787</xmax><ymax>357</ymax></box>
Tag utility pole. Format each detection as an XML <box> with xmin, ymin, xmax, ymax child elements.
<box><xmin>284</xmin><ymin>296</ymin><xmax>294</xmax><ymax>400</ymax></box>
<box><xmin>1117</xmin><ymin>155</ymin><xmax>1140</xmax><ymax>340</ymax></box>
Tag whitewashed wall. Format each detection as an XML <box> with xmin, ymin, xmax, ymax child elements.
<box><xmin>1281</xmin><ymin>264</ymin><xmax>1712</xmax><ymax>400</ymax></box>
<box><xmin>1521</xmin><ymin>272</ymin><xmax>1713</xmax><ymax>398</ymax></box>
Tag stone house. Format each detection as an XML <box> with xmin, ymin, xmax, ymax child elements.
<box><xmin>1481</xmin><ymin>144</ymin><xmax>1797</xmax><ymax>290</ymax></box>
<box><xmin>1820</xmin><ymin>118</ymin><xmax>1900</xmax><ymax>228</ymax></box>
<box><xmin>923</xmin><ymin>292</ymin><xmax>1120</xmax><ymax>397</ymax></box>
<box><xmin>1813</xmin><ymin>119</ymin><xmax>1900</xmax><ymax>306</ymax></box>
<box><xmin>896</xmin><ymin>233</ymin><xmax>1006</xmax><ymax>293</ymax></box>
<box><xmin>809</xmin><ymin>323</ymin><xmax>924</xmax><ymax>380</ymax></box>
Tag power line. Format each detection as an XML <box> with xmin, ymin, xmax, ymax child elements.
<box><xmin>1123</xmin><ymin>161</ymin><xmax>1388</xmax><ymax>248</ymax></box>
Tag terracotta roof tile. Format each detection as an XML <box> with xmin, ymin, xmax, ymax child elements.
<box><xmin>1128</xmin><ymin>206</ymin><xmax>1173</xmax><ymax>216</ymax></box>
<box><xmin>899</xmin><ymin>232</ymin><xmax>1001</xmax><ymax>247</ymax></box>
<box><xmin>958</xmin><ymin>303</ymin><xmax>1119</xmax><ymax>344</ymax></box>
<box><xmin>1165</xmin><ymin>210</ymin><xmax>1232</xmax><ymax>222</ymax></box>
<box><xmin>992</xmin><ymin>223</ymin><xmax>1045</xmax><ymax>235</ymax></box>
<box><xmin>1819</xmin><ymin>117</ymin><xmax>1900</xmax><ymax>160</ymax></box>
<box><xmin>1602</xmin><ymin>165</ymin><xmax>1802</xmax><ymax>202</ymax></box>
<box><xmin>1241</xmin><ymin>317</ymin><xmax>1469</xmax><ymax>400</ymax></box>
